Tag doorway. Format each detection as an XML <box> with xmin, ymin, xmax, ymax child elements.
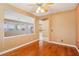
<box><xmin>39</xmin><ymin>18</ymin><xmax>49</xmax><ymax>43</ymax></box>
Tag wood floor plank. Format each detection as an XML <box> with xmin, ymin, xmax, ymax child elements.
<box><xmin>1</xmin><ymin>41</ymin><xmax>79</xmax><ymax>56</ymax></box>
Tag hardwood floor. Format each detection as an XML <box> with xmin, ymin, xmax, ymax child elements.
<box><xmin>1</xmin><ymin>41</ymin><xmax>79</xmax><ymax>56</ymax></box>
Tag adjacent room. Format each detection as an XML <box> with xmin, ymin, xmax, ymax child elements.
<box><xmin>0</xmin><ymin>3</ymin><xmax>79</xmax><ymax>56</ymax></box>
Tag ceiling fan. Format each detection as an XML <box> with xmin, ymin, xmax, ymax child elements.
<box><xmin>31</xmin><ymin>3</ymin><xmax>53</xmax><ymax>13</ymax></box>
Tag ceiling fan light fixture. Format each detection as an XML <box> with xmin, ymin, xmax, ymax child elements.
<box><xmin>36</xmin><ymin>7</ymin><xmax>46</xmax><ymax>13</ymax></box>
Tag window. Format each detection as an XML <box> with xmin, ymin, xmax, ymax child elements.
<box><xmin>4</xmin><ymin>19</ymin><xmax>34</xmax><ymax>37</ymax></box>
<box><xmin>4</xmin><ymin>9</ymin><xmax>35</xmax><ymax>37</ymax></box>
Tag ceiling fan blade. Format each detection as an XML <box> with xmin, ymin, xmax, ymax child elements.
<box><xmin>41</xmin><ymin>5</ymin><xmax>48</xmax><ymax>11</ymax></box>
<box><xmin>41</xmin><ymin>3</ymin><xmax>53</xmax><ymax>12</ymax></box>
<box><xmin>46</xmin><ymin>3</ymin><xmax>54</xmax><ymax>5</ymax></box>
<box><xmin>31</xmin><ymin>7</ymin><xmax>38</xmax><ymax>13</ymax></box>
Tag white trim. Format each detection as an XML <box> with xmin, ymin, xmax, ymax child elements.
<box><xmin>74</xmin><ymin>46</ymin><xmax>79</xmax><ymax>53</ymax></box>
<box><xmin>0</xmin><ymin>40</ymin><xmax>38</xmax><ymax>55</ymax></box>
<box><xmin>43</xmin><ymin>40</ymin><xmax>76</xmax><ymax>47</ymax></box>
<box><xmin>43</xmin><ymin>40</ymin><xmax>79</xmax><ymax>53</ymax></box>
<box><xmin>4</xmin><ymin>34</ymin><xmax>33</xmax><ymax>39</ymax></box>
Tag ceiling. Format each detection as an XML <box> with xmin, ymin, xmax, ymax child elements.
<box><xmin>10</xmin><ymin>3</ymin><xmax>77</xmax><ymax>16</ymax></box>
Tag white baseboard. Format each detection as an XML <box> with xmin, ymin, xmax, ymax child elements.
<box><xmin>43</xmin><ymin>40</ymin><xmax>79</xmax><ymax>53</ymax></box>
<box><xmin>44</xmin><ymin>40</ymin><xmax>79</xmax><ymax>53</ymax></box>
<box><xmin>74</xmin><ymin>46</ymin><xmax>79</xmax><ymax>53</ymax></box>
<box><xmin>0</xmin><ymin>40</ymin><xmax>38</xmax><ymax>55</ymax></box>
<box><xmin>44</xmin><ymin>40</ymin><xmax>76</xmax><ymax>47</ymax></box>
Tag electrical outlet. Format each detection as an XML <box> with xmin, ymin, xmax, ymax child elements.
<box><xmin>61</xmin><ymin>40</ymin><xmax>63</xmax><ymax>42</ymax></box>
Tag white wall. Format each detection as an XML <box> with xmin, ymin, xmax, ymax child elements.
<box><xmin>5</xmin><ymin>9</ymin><xmax>35</xmax><ymax>24</ymax></box>
<box><xmin>51</xmin><ymin>10</ymin><xmax>76</xmax><ymax>45</ymax></box>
